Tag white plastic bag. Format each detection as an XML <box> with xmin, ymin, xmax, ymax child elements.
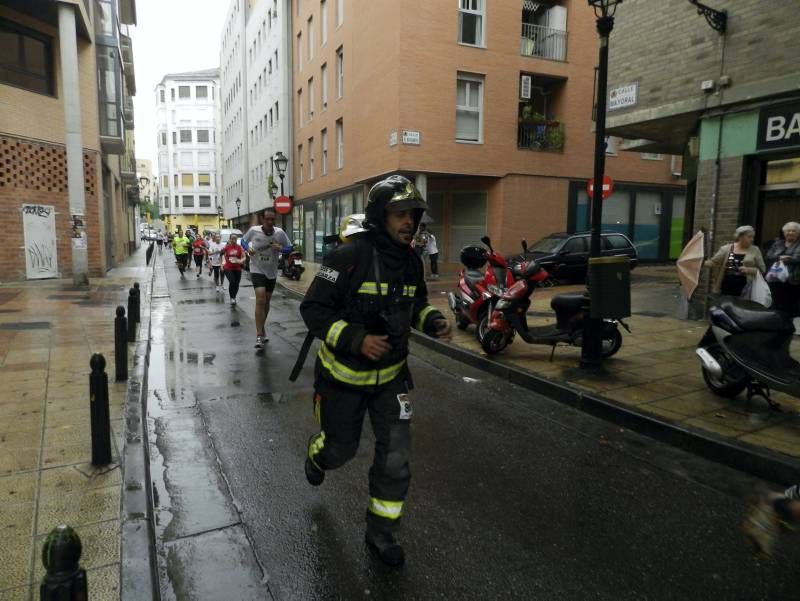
<box><xmin>766</xmin><ymin>261</ymin><xmax>790</xmax><ymax>283</ymax></box>
<box><xmin>745</xmin><ymin>271</ymin><xmax>772</xmax><ymax>307</ymax></box>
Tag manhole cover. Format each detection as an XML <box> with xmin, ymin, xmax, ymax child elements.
<box><xmin>0</xmin><ymin>321</ymin><xmax>51</xmax><ymax>330</ymax></box>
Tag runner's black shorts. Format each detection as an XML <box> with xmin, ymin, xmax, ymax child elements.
<box><xmin>193</xmin><ymin>254</ymin><xmax>204</xmax><ymax>267</ymax></box>
<box><xmin>250</xmin><ymin>272</ymin><xmax>276</xmax><ymax>292</ymax></box>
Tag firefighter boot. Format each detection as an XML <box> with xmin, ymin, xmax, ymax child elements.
<box><xmin>305</xmin><ymin>434</ymin><xmax>325</xmax><ymax>486</ymax></box>
<box><xmin>365</xmin><ymin>512</ymin><xmax>404</xmax><ymax>567</ymax></box>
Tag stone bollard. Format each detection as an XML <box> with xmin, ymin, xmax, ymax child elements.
<box><xmin>89</xmin><ymin>354</ymin><xmax>112</xmax><ymax>466</ymax></box>
<box><xmin>132</xmin><ymin>282</ymin><xmax>141</xmax><ymax>323</ymax></box>
<box><xmin>39</xmin><ymin>525</ymin><xmax>87</xmax><ymax>601</ymax></box>
<box><xmin>127</xmin><ymin>289</ymin><xmax>136</xmax><ymax>343</ymax></box>
<box><xmin>114</xmin><ymin>306</ymin><xmax>128</xmax><ymax>382</ymax></box>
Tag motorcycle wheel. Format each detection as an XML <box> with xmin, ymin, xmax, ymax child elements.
<box><xmin>481</xmin><ymin>329</ymin><xmax>507</xmax><ymax>355</ymax></box>
<box><xmin>600</xmin><ymin>328</ymin><xmax>623</xmax><ymax>358</ymax></box>
<box><xmin>476</xmin><ymin>313</ymin><xmax>490</xmax><ymax>343</ymax></box>
<box><xmin>701</xmin><ymin>344</ymin><xmax>748</xmax><ymax>398</ymax></box>
<box><xmin>456</xmin><ymin>315</ymin><xmax>470</xmax><ymax>330</ymax></box>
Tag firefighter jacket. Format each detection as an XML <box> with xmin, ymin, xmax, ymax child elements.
<box><xmin>300</xmin><ymin>236</ymin><xmax>443</xmax><ymax>389</ymax></box>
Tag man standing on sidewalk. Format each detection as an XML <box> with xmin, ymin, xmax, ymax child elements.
<box><xmin>299</xmin><ymin>175</ymin><xmax>451</xmax><ymax>567</ymax></box>
<box><xmin>242</xmin><ymin>208</ymin><xmax>291</xmax><ymax>349</ymax></box>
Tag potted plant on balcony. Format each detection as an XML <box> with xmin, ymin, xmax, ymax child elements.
<box><xmin>545</xmin><ymin>123</ymin><xmax>565</xmax><ymax>149</ymax></box>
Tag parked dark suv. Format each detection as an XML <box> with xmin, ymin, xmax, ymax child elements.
<box><xmin>518</xmin><ymin>232</ymin><xmax>638</xmax><ymax>282</ymax></box>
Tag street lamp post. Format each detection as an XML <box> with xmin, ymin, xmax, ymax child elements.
<box><xmin>274</xmin><ymin>151</ymin><xmax>288</xmax><ymax>196</ymax></box>
<box><xmin>235</xmin><ymin>196</ymin><xmax>241</xmax><ymax>228</ymax></box>
<box><xmin>217</xmin><ymin>205</ymin><xmax>223</xmax><ymax>230</ymax></box>
<box><xmin>581</xmin><ymin>0</ymin><xmax>622</xmax><ymax>369</ymax></box>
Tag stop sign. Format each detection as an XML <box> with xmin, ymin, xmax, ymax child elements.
<box><xmin>587</xmin><ymin>175</ymin><xmax>614</xmax><ymax>200</ymax></box>
<box><xmin>274</xmin><ymin>195</ymin><xmax>292</xmax><ymax>215</ymax></box>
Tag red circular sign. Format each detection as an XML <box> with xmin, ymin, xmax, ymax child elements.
<box><xmin>274</xmin><ymin>195</ymin><xmax>292</xmax><ymax>215</ymax></box>
<box><xmin>587</xmin><ymin>175</ymin><xmax>614</xmax><ymax>200</ymax></box>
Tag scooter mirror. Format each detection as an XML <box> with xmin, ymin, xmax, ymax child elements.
<box><xmin>480</xmin><ymin>236</ymin><xmax>491</xmax><ymax>246</ymax></box>
<box><xmin>521</xmin><ymin>239</ymin><xmax>528</xmax><ymax>251</ymax></box>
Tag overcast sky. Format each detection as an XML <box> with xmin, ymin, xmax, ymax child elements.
<box><xmin>131</xmin><ymin>0</ymin><xmax>230</xmax><ymax>170</ymax></box>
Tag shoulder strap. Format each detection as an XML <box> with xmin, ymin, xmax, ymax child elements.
<box><xmin>373</xmin><ymin>247</ymin><xmax>385</xmax><ymax>312</ymax></box>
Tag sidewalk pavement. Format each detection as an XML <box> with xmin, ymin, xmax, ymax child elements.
<box><xmin>281</xmin><ymin>262</ymin><xmax>800</xmax><ymax>465</ymax></box>
<box><xmin>0</xmin><ymin>249</ymin><xmax>151</xmax><ymax>601</ymax></box>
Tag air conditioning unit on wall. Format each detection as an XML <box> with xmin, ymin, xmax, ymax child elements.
<box><xmin>520</xmin><ymin>75</ymin><xmax>532</xmax><ymax>100</ymax></box>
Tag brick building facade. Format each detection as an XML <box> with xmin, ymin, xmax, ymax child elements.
<box><xmin>279</xmin><ymin>0</ymin><xmax>684</xmax><ymax>266</ymax></box>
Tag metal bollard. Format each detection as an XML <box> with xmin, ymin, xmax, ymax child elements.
<box><xmin>89</xmin><ymin>354</ymin><xmax>112</xmax><ymax>466</ymax></box>
<box><xmin>146</xmin><ymin>241</ymin><xmax>154</xmax><ymax>266</ymax></box>
<box><xmin>114</xmin><ymin>306</ymin><xmax>128</xmax><ymax>382</ymax></box>
<box><xmin>133</xmin><ymin>282</ymin><xmax>141</xmax><ymax>323</ymax></box>
<box><xmin>40</xmin><ymin>525</ymin><xmax>87</xmax><ymax>601</ymax></box>
<box><xmin>127</xmin><ymin>289</ymin><xmax>136</xmax><ymax>343</ymax></box>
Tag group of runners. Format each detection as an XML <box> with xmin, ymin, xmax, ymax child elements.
<box><xmin>166</xmin><ymin>208</ymin><xmax>290</xmax><ymax>350</ymax></box>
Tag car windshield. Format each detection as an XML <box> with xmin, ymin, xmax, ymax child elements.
<box><xmin>528</xmin><ymin>236</ymin><xmax>566</xmax><ymax>253</ymax></box>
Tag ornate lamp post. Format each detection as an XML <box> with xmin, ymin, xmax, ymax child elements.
<box><xmin>581</xmin><ymin>0</ymin><xmax>622</xmax><ymax>369</ymax></box>
<box><xmin>235</xmin><ymin>196</ymin><xmax>241</xmax><ymax>227</ymax></box>
<box><xmin>217</xmin><ymin>205</ymin><xmax>223</xmax><ymax>230</ymax></box>
<box><xmin>274</xmin><ymin>151</ymin><xmax>288</xmax><ymax>196</ymax></box>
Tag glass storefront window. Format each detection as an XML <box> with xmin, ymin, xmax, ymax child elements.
<box><xmin>633</xmin><ymin>191</ymin><xmax>662</xmax><ymax>260</ymax></box>
<box><xmin>766</xmin><ymin>158</ymin><xmax>800</xmax><ymax>186</ymax></box>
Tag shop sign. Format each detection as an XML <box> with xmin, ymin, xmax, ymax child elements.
<box><xmin>758</xmin><ymin>101</ymin><xmax>800</xmax><ymax>151</ymax></box>
<box><xmin>608</xmin><ymin>82</ymin><xmax>638</xmax><ymax>111</ymax></box>
<box><xmin>402</xmin><ymin>130</ymin><xmax>421</xmax><ymax>145</ymax></box>
<box><xmin>389</xmin><ymin>131</ymin><xmax>398</xmax><ymax>147</ymax></box>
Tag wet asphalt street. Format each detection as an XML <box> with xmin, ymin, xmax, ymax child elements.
<box><xmin>146</xmin><ymin>253</ymin><xmax>800</xmax><ymax>601</ymax></box>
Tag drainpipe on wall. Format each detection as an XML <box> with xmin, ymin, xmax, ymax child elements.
<box><xmin>58</xmin><ymin>2</ymin><xmax>89</xmax><ymax>286</ymax></box>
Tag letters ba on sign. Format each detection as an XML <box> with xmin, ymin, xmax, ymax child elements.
<box><xmin>758</xmin><ymin>101</ymin><xmax>800</xmax><ymax>152</ymax></box>
<box><xmin>608</xmin><ymin>82</ymin><xmax>638</xmax><ymax>111</ymax></box>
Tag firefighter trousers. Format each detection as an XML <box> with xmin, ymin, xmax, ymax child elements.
<box><xmin>308</xmin><ymin>374</ymin><xmax>412</xmax><ymax>524</ymax></box>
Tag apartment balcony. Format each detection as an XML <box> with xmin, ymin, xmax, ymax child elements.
<box><xmin>120</xmin><ymin>33</ymin><xmax>136</xmax><ymax>94</ymax></box>
<box><xmin>517</xmin><ymin>119</ymin><xmax>565</xmax><ymax>151</ymax></box>
<box><xmin>123</xmin><ymin>96</ymin><xmax>134</xmax><ymax>130</ymax></box>
<box><xmin>520</xmin><ymin>23</ymin><xmax>567</xmax><ymax>61</ymax></box>
<box><xmin>121</xmin><ymin>156</ymin><xmax>137</xmax><ymax>185</ymax></box>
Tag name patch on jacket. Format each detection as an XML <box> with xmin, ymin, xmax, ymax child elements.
<box><xmin>316</xmin><ymin>266</ymin><xmax>339</xmax><ymax>283</ymax></box>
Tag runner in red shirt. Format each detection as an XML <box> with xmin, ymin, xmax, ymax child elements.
<box><xmin>192</xmin><ymin>237</ymin><xmax>207</xmax><ymax>279</ymax></box>
<box><xmin>223</xmin><ymin>234</ymin><xmax>246</xmax><ymax>306</ymax></box>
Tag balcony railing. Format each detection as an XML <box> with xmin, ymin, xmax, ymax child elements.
<box><xmin>518</xmin><ymin>121</ymin><xmax>565</xmax><ymax>151</ymax></box>
<box><xmin>520</xmin><ymin>23</ymin><xmax>567</xmax><ymax>61</ymax></box>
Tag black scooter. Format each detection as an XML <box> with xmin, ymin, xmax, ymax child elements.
<box><xmin>696</xmin><ymin>296</ymin><xmax>799</xmax><ymax>409</ymax></box>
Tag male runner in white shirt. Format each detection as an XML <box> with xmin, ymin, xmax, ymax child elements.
<box><xmin>242</xmin><ymin>208</ymin><xmax>291</xmax><ymax>349</ymax></box>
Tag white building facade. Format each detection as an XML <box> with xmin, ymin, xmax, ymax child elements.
<box><xmin>220</xmin><ymin>0</ymin><xmax>293</xmax><ymax>230</ymax></box>
<box><xmin>155</xmin><ymin>69</ymin><xmax>221</xmax><ymax>233</ymax></box>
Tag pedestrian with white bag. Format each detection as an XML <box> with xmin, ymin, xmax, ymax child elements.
<box><xmin>705</xmin><ymin>225</ymin><xmax>766</xmax><ymax>300</ymax></box>
<box><xmin>765</xmin><ymin>221</ymin><xmax>800</xmax><ymax>316</ymax></box>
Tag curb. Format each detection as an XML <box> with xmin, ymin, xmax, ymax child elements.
<box><xmin>278</xmin><ymin>282</ymin><xmax>800</xmax><ymax>486</ymax></box>
<box><xmin>120</xmin><ymin>260</ymin><xmax>158</xmax><ymax>601</ymax></box>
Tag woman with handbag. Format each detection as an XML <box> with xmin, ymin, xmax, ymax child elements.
<box><xmin>765</xmin><ymin>221</ymin><xmax>800</xmax><ymax>316</ymax></box>
<box><xmin>705</xmin><ymin>225</ymin><xmax>765</xmax><ymax>297</ymax></box>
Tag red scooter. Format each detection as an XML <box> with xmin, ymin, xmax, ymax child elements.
<box><xmin>448</xmin><ymin>236</ymin><xmax>515</xmax><ymax>342</ymax></box>
<box><xmin>480</xmin><ymin>240</ymin><xmax>627</xmax><ymax>357</ymax></box>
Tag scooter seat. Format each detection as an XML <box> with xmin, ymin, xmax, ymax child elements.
<box><xmin>720</xmin><ymin>298</ymin><xmax>794</xmax><ymax>333</ymax></box>
<box><xmin>551</xmin><ymin>292</ymin><xmax>586</xmax><ymax>314</ymax></box>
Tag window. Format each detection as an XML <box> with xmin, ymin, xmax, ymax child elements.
<box><xmin>275</xmin><ymin>101</ymin><xmax>279</xmax><ymax>121</ymax></box>
<box><xmin>182</xmin><ymin>195</ymin><xmax>195</xmax><ymax>207</ymax></box>
<box><xmin>171</xmin><ymin>88</ymin><xmax>175</xmax><ymax>100</ymax></box>
<box><xmin>180</xmin><ymin>129</ymin><xmax>192</xmax><ymax>143</ymax></box>
<box><xmin>458</xmin><ymin>0</ymin><xmax>485</xmax><ymax>47</ymax></box>
<box><xmin>173</xmin><ymin>174</ymin><xmax>178</xmax><ymax>186</ymax></box>
<box><xmin>161</xmin><ymin>175</ymin><xmax>168</xmax><ymax>187</ymax></box>
<box><xmin>336</xmin><ymin>47</ymin><xmax>344</xmax><ymax>98</ymax></box>
<box><xmin>297</xmin><ymin>32</ymin><xmax>302</xmax><ymax>70</ymax></box>
<box><xmin>178</xmin><ymin>85</ymin><xmax>190</xmax><ymax>99</ymax></box>
<box><xmin>199</xmin><ymin>195</ymin><xmax>212</xmax><ymax>207</ymax></box>
<box><xmin>197</xmin><ymin>152</ymin><xmax>211</xmax><ymax>169</ymax></box>
<box><xmin>307</xmin><ymin>17</ymin><xmax>313</xmax><ymax>61</ymax></box>
<box><xmin>0</xmin><ymin>19</ymin><xmax>55</xmax><ymax>94</ymax></box>
<box><xmin>308</xmin><ymin>137</ymin><xmax>315</xmax><ymax>180</ymax></box>
<box><xmin>172</xmin><ymin>131</ymin><xmax>177</xmax><ymax>144</ymax></box>
<box><xmin>159</xmin><ymin>89</ymin><xmax>165</xmax><ymax>103</ymax></box>
<box><xmin>164</xmin><ymin>196</ymin><xmax>169</xmax><ymax>209</ymax></box>
<box><xmin>174</xmin><ymin>195</ymin><xmax>179</xmax><ymax>207</ymax></box>
<box><xmin>297</xmin><ymin>89</ymin><xmax>304</xmax><ymax>127</ymax></box>
<box><xmin>321</xmin><ymin>63</ymin><xmax>328</xmax><ymax>108</ymax></box>
<box><xmin>456</xmin><ymin>73</ymin><xmax>484</xmax><ymax>143</ymax></box>
<box><xmin>308</xmin><ymin>78</ymin><xmax>314</xmax><ymax>119</ymax></box>
<box><xmin>336</xmin><ymin>0</ymin><xmax>343</xmax><ymax>26</ymax></box>
<box><xmin>160</xmin><ymin>132</ymin><xmax>167</xmax><ymax>145</ymax></box>
<box><xmin>180</xmin><ymin>152</ymin><xmax>193</xmax><ymax>168</ymax></box>
<box><xmin>181</xmin><ymin>173</ymin><xmax>194</xmax><ymax>187</ymax></box>
<box><xmin>269</xmin><ymin>108</ymin><xmax>274</xmax><ymax>128</ymax></box>
<box><xmin>606</xmin><ymin>234</ymin><xmax>633</xmax><ymax>250</ymax></box>
<box><xmin>275</xmin><ymin>49</ymin><xmax>278</xmax><ymax>70</ymax></box>
<box><xmin>196</xmin><ymin>85</ymin><xmax>208</xmax><ymax>98</ymax></box>
<box><xmin>198</xmin><ymin>173</ymin><xmax>211</xmax><ymax>186</ymax></box>
<box><xmin>321</xmin><ymin>128</ymin><xmax>328</xmax><ymax>175</ymax></box>
<box><xmin>562</xmin><ymin>237</ymin><xmax>588</xmax><ymax>254</ymax></box>
<box><xmin>336</xmin><ymin>119</ymin><xmax>344</xmax><ymax>169</ymax></box>
<box><xmin>197</xmin><ymin>129</ymin><xmax>210</xmax><ymax>143</ymax></box>
<box><xmin>321</xmin><ymin>0</ymin><xmax>328</xmax><ymax>45</ymax></box>
<box><xmin>298</xmin><ymin>144</ymin><xmax>304</xmax><ymax>184</ymax></box>
<box><xmin>268</xmin><ymin>59</ymin><xmax>273</xmax><ymax>74</ymax></box>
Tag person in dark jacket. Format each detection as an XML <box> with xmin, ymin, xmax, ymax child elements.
<box><xmin>765</xmin><ymin>221</ymin><xmax>800</xmax><ymax>316</ymax></box>
<box><xmin>299</xmin><ymin>175</ymin><xmax>450</xmax><ymax>567</ymax></box>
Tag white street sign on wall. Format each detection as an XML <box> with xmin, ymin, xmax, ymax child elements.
<box><xmin>389</xmin><ymin>131</ymin><xmax>398</xmax><ymax>147</ymax></box>
<box><xmin>402</xmin><ymin>130</ymin><xmax>421</xmax><ymax>145</ymax></box>
<box><xmin>22</xmin><ymin>203</ymin><xmax>58</xmax><ymax>279</ymax></box>
<box><xmin>608</xmin><ymin>82</ymin><xmax>638</xmax><ymax>111</ymax></box>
